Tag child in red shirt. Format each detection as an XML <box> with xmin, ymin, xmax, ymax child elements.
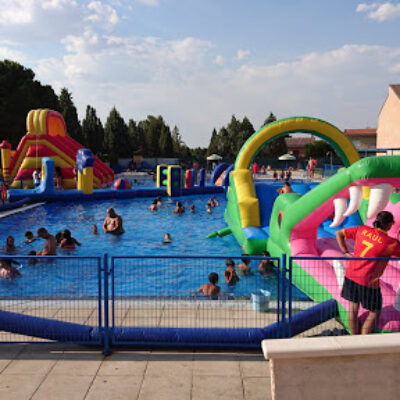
<box><xmin>336</xmin><ymin>211</ymin><xmax>400</xmax><ymax>335</ymax></box>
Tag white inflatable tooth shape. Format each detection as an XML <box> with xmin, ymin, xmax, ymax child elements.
<box><xmin>367</xmin><ymin>184</ymin><xmax>393</xmax><ymax>219</ymax></box>
<box><xmin>343</xmin><ymin>186</ymin><xmax>363</xmax><ymax>217</ymax></box>
<box><xmin>330</xmin><ymin>197</ymin><xmax>348</xmax><ymax>227</ymax></box>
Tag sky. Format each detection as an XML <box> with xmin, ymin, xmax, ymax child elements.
<box><xmin>0</xmin><ymin>0</ymin><xmax>400</xmax><ymax>147</ymax></box>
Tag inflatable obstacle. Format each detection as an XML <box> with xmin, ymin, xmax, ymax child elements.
<box><xmin>221</xmin><ymin>116</ymin><xmax>400</xmax><ymax>333</ymax></box>
<box><xmin>1</xmin><ymin>109</ymin><xmax>114</xmax><ymax>189</ymax></box>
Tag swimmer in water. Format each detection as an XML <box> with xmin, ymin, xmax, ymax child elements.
<box><xmin>197</xmin><ymin>272</ymin><xmax>220</xmax><ymax>297</ymax></box>
<box><xmin>91</xmin><ymin>225</ymin><xmax>98</xmax><ymax>234</ymax></box>
<box><xmin>59</xmin><ymin>229</ymin><xmax>81</xmax><ymax>249</ymax></box>
<box><xmin>190</xmin><ymin>205</ymin><xmax>196</xmax><ymax>213</ymax></box>
<box><xmin>173</xmin><ymin>201</ymin><xmax>185</xmax><ymax>214</ymax></box>
<box><xmin>156</xmin><ymin>196</ymin><xmax>162</xmax><ymax>207</ymax></box>
<box><xmin>224</xmin><ymin>259</ymin><xmax>239</xmax><ymax>285</ymax></box>
<box><xmin>150</xmin><ymin>200</ymin><xmax>158</xmax><ymax>211</ymax></box>
<box><xmin>206</xmin><ymin>203</ymin><xmax>212</xmax><ymax>214</ymax></box>
<box><xmin>163</xmin><ymin>233</ymin><xmax>172</xmax><ymax>244</ymax></box>
<box><xmin>0</xmin><ymin>258</ymin><xmax>22</xmax><ymax>278</ymax></box>
<box><xmin>2</xmin><ymin>236</ymin><xmax>16</xmax><ymax>253</ymax></box>
<box><xmin>24</xmin><ymin>231</ymin><xmax>38</xmax><ymax>243</ymax></box>
<box><xmin>103</xmin><ymin>208</ymin><xmax>125</xmax><ymax>235</ymax></box>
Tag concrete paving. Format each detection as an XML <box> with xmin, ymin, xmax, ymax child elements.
<box><xmin>0</xmin><ymin>344</ymin><xmax>271</xmax><ymax>400</ymax></box>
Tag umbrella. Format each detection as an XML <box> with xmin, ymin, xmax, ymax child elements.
<box><xmin>207</xmin><ymin>154</ymin><xmax>223</xmax><ymax>161</ymax></box>
<box><xmin>278</xmin><ymin>153</ymin><xmax>296</xmax><ymax>161</ymax></box>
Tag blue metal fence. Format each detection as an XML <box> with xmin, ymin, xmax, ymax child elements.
<box><xmin>108</xmin><ymin>255</ymin><xmax>282</xmax><ymax>347</ymax></box>
<box><xmin>0</xmin><ymin>255</ymin><xmax>103</xmax><ymax>345</ymax></box>
<box><xmin>1</xmin><ymin>253</ymin><xmax>399</xmax><ymax>352</ymax></box>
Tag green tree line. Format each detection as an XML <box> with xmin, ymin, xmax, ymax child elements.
<box><xmin>0</xmin><ymin>59</ymin><xmax>290</xmax><ymax>163</ymax></box>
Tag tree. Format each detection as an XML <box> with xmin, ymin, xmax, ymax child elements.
<box><xmin>237</xmin><ymin>116</ymin><xmax>255</xmax><ymax>152</ymax></box>
<box><xmin>138</xmin><ymin>115</ymin><xmax>172</xmax><ymax>157</ymax></box>
<box><xmin>0</xmin><ymin>60</ymin><xmax>59</xmax><ymax>147</ymax></box>
<box><xmin>128</xmin><ymin>119</ymin><xmax>139</xmax><ymax>153</ymax></box>
<box><xmin>59</xmin><ymin>88</ymin><xmax>83</xmax><ymax>144</ymax></box>
<box><xmin>305</xmin><ymin>140</ymin><xmax>336</xmax><ymax>159</ymax></box>
<box><xmin>82</xmin><ymin>105</ymin><xmax>104</xmax><ymax>155</ymax></box>
<box><xmin>207</xmin><ymin>128</ymin><xmax>219</xmax><ymax>156</ymax></box>
<box><xmin>171</xmin><ymin>125</ymin><xmax>184</xmax><ymax>155</ymax></box>
<box><xmin>103</xmin><ymin>107</ymin><xmax>130</xmax><ymax>161</ymax></box>
<box><xmin>259</xmin><ymin>112</ymin><xmax>287</xmax><ymax>157</ymax></box>
<box><xmin>158</xmin><ymin>125</ymin><xmax>174</xmax><ymax>156</ymax></box>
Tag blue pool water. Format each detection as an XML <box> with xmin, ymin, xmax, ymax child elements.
<box><xmin>0</xmin><ymin>193</ymin><xmax>307</xmax><ymax>299</ymax></box>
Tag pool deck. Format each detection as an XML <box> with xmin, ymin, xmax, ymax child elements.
<box><xmin>0</xmin><ymin>344</ymin><xmax>271</xmax><ymax>400</ymax></box>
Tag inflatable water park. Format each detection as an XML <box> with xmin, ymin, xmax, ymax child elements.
<box><xmin>1</xmin><ymin>109</ymin><xmax>400</xmax><ymax>343</ymax></box>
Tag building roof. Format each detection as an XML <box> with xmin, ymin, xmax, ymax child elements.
<box><xmin>285</xmin><ymin>136</ymin><xmax>315</xmax><ymax>148</ymax></box>
<box><xmin>390</xmin><ymin>84</ymin><xmax>400</xmax><ymax>99</ymax></box>
<box><xmin>343</xmin><ymin>129</ymin><xmax>377</xmax><ymax>136</ymax></box>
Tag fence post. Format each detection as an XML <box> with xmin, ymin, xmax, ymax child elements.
<box><xmin>287</xmin><ymin>256</ymin><xmax>293</xmax><ymax>338</ymax></box>
<box><xmin>103</xmin><ymin>253</ymin><xmax>110</xmax><ymax>356</ymax></box>
<box><xmin>280</xmin><ymin>253</ymin><xmax>286</xmax><ymax>337</ymax></box>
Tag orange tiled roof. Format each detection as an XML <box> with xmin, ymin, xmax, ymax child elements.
<box><xmin>285</xmin><ymin>136</ymin><xmax>315</xmax><ymax>148</ymax></box>
<box><xmin>343</xmin><ymin>129</ymin><xmax>376</xmax><ymax>136</ymax></box>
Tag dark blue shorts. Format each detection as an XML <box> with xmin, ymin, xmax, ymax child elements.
<box><xmin>341</xmin><ymin>277</ymin><xmax>382</xmax><ymax>312</ymax></box>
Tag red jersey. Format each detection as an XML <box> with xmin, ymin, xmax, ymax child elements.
<box><xmin>343</xmin><ymin>225</ymin><xmax>400</xmax><ymax>288</ymax></box>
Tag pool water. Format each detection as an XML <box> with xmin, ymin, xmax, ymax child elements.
<box><xmin>0</xmin><ymin>193</ymin><xmax>307</xmax><ymax>299</ymax></box>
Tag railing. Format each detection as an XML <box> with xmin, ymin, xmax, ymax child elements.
<box><xmin>0</xmin><ymin>254</ymin><xmax>399</xmax><ymax>353</ymax></box>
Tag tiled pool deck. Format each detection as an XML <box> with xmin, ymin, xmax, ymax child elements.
<box><xmin>0</xmin><ymin>345</ymin><xmax>271</xmax><ymax>400</ymax></box>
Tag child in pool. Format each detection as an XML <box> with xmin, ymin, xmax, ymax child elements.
<box><xmin>210</xmin><ymin>197</ymin><xmax>219</xmax><ymax>207</ymax></box>
<box><xmin>224</xmin><ymin>259</ymin><xmax>239</xmax><ymax>285</ymax></box>
<box><xmin>206</xmin><ymin>203</ymin><xmax>212</xmax><ymax>214</ymax></box>
<box><xmin>190</xmin><ymin>205</ymin><xmax>196</xmax><ymax>213</ymax></box>
<box><xmin>24</xmin><ymin>231</ymin><xmax>38</xmax><ymax>243</ymax></box>
<box><xmin>258</xmin><ymin>251</ymin><xmax>275</xmax><ymax>277</ymax></box>
<box><xmin>173</xmin><ymin>201</ymin><xmax>185</xmax><ymax>214</ymax></box>
<box><xmin>2</xmin><ymin>236</ymin><xmax>16</xmax><ymax>253</ymax></box>
<box><xmin>59</xmin><ymin>229</ymin><xmax>81</xmax><ymax>249</ymax></box>
<box><xmin>150</xmin><ymin>200</ymin><xmax>158</xmax><ymax>211</ymax></box>
<box><xmin>156</xmin><ymin>196</ymin><xmax>162</xmax><ymax>207</ymax></box>
<box><xmin>197</xmin><ymin>272</ymin><xmax>220</xmax><ymax>296</ymax></box>
<box><xmin>238</xmin><ymin>256</ymin><xmax>252</xmax><ymax>275</ymax></box>
<box><xmin>91</xmin><ymin>225</ymin><xmax>98</xmax><ymax>234</ymax></box>
<box><xmin>0</xmin><ymin>259</ymin><xmax>21</xmax><ymax>278</ymax></box>
<box><xmin>55</xmin><ymin>232</ymin><xmax>63</xmax><ymax>245</ymax></box>
<box><xmin>163</xmin><ymin>233</ymin><xmax>172</xmax><ymax>244</ymax></box>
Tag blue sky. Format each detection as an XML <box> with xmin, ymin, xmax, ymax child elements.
<box><xmin>0</xmin><ymin>0</ymin><xmax>400</xmax><ymax>146</ymax></box>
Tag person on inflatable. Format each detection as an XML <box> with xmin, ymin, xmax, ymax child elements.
<box><xmin>335</xmin><ymin>211</ymin><xmax>400</xmax><ymax>335</ymax></box>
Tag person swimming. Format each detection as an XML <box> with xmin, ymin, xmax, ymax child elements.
<box><xmin>2</xmin><ymin>236</ymin><xmax>16</xmax><ymax>253</ymax></box>
<box><xmin>91</xmin><ymin>225</ymin><xmax>98</xmax><ymax>234</ymax></box>
<box><xmin>163</xmin><ymin>233</ymin><xmax>172</xmax><ymax>244</ymax></box>
<box><xmin>156</xmin><ymin>196</ymin><xmax>162</xmax><ymax>207</ymax></box>
<box><xmin>197</xmin><ymin>272</ymin><xmax>220</xmax><ymax>297</ymax></box>
<box><xmin>0</xmin><ymin>258</ymin><xmax>22</xmax><ymax>278</ymax></box>
<box><xmin>190</xmin><ymin>205</ymin><xmax>196</xmax><ymax>213</ymax></box>
<box><xmin>150</xmin><ymin>200</ymin><xmax>158</xmax><ymax>211</ymax></box>
<box><xmin>206</xmin><ymin>203</ymin><xmax>212</xmax><ymax>214</ymax></box>
<box><xmin>173</xmin><ymin>201</ymin><xmax>185</xmax><ymax>214</ymax></box>
<box><xmin>59</xmin><ymin>229</ymin><xmax>81</xmax><ymax>249</ymax></box>
<box><xmin>24</xmin><ymin>231</ymin><xmax>38</xmax><ymax>243</ymax></box>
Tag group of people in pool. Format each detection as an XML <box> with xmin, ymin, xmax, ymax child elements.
<box><xmin>150</xmin><ymin>197</ymin><xmax>219</xmax><ymax>215</ymax></box>
<box><xmin>0</xmin><ymin>227</ymin><xmax>80</xmax><ymax>278</ymax></box>
<box><xmin>196</xmin><ymin>253</ymin><xmax>276</xmax><ymax>297</ymax></box>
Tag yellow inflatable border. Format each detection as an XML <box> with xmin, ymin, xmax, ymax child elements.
<box><xmin>233</xmin><ymin>117</ymin><xmax>360</xmax><ymax>228</ymax></box>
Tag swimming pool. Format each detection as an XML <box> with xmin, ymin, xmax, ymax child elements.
<box><xmin>0</xmin><ymin>193</ymin><xmax>307</xmax><ymax>299</ymax></box>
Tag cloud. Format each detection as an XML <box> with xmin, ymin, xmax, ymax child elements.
<box><xmin>356</xmin><ymin>2</ymin><xmax>400</xmax><ymax>21</ymax></box>
<box><xmin>214</xmin><ymin>55</ymin><xmax>224</xmax><ymax>66</ymax></box>
<box><xmin>135</xmin><ymin>0</ymin><xmax>159</xmax><ymax>6</ymax></box>
<box><xmin>236</xmin><ymin>49</ymin><xmax>250</xmax><ymax>61</ymax></box>
<box><xmin>32</xmin><ymin>39</ymin><xmax>400</xmax><ymax>147</ymax></box>
<box><xmin>87</xmin><ymin>1</ymin><xmax>119</xmax><ymax>30</ymax></box>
